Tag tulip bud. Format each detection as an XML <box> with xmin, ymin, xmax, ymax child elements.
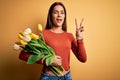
<box><xmin>31</xmin><ymin>33</ymin><xmax>39</xmax><ymax>40</ymax></box>
<box><xmin>18</xmin><ymin>33</ymin><xmax>24</xmax><ymax>40</ymax></box>
<box><xmin>24</xmin><ymin>35</ymin><xmax>31</xmax><ymax>42</ymax></box>
<box><xmin>38</xmin><ymin>24</ymin><xmax>42</xmax><ymax>31</ymax></box>
<box><xmin>13</xmin><ymin>44</ymin><xmax>20</xmax><ymax>50</ymax></box>
<box><xmin>24</xmin><ymin>28</ymin><xmax>32</xmax><ymax>35</ymax></box>
<box><xmin>20</xmin><ymin>40</ymin><xmax>27</xmax><ymax>45</ymax></box>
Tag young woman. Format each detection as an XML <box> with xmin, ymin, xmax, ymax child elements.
<box><xmin>19</xmin><ymin>2</ymin><xmax>87</xmax><ymax>80</ymax></box>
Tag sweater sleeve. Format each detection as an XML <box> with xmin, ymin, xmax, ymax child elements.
<box><xmin>19</xmin><ymin>51</ymin><xmax>43</xmax><ymax>64</ymax></box>
<box><xmin>71</xmin><ymin>34</ymin><xmax>87</xmax><ymax>62</ymax></box>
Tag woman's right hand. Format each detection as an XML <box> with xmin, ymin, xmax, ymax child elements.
<box><xmin>51</xmin><ymin>55</ymin><xmax>62</xmax><ymax>66</ymax></box>
<box><xmin>75</xmin><ymin>18</ymin><xmax>84</xmax><ymax>40</ymax></box>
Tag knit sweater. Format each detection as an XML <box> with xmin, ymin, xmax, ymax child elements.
<box><xmin>19</xmin><ymin>29</ymin><xmax>87</xmax><ymax>71</ymax></box>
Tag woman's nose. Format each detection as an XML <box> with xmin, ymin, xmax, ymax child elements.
<box><xmin>58</xmin><ymin>12</ymin><xmax>61</xmax><ymax>17</ymax></box>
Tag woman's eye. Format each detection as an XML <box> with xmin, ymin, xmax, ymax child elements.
<box><xmin>52</xmin><ymin>10</ymin><xmax>65</xmax><ymax>15</ymax></box>
<box><xmin>53</xmin><ymin>11</ymin><xmax>58</xmax><ymax>14</ymax></box>
<box><xmin>61</xmin><ymin>11</ymin><xmax>65</xmax><ymax>14</ymax></box>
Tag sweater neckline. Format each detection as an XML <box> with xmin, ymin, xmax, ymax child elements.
<box><xmin>47</xmin><ymin>29</ymin><xmax>66</xmax><ymax>35</ymax></box>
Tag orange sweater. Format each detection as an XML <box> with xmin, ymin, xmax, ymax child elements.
<box><xmin>19</xmin><ymin>29</ymin><xmax>87</xmax><ymax>71</ymax></box>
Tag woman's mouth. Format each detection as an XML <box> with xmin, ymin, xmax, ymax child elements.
<box><xmin>56</xmin><ymin>19</ymin><xmax>62</xmax><ymax>23</ymax></box>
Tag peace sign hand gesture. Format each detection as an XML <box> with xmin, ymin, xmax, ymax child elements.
<box><xmin>75</xmin><ymin>18</ymin><xmax>84</xmax><ymax>40</ymax></box>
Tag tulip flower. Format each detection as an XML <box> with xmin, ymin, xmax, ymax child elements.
<box><xmin>13</xmin><ymin>44</ymin><xmax>20</xmax><ymax>50</ymax></box>
<box><xmin>24</xmin><ymin>28</ymin><xmax>32</xmax><ymax>35</ymax></box>
<box><xmin>38</xmin><ymin>24</ymin><xmax>42</xmax><ymax>31</ymax></box>
<box><xmin>24</xmin><ymin>35</ymin><xmax>31</xmax><ymax>42</ymax></box>
<box><xmin>20</xmin><ymin>40</ymin><xmax>27</xmax><ymax>45</ymax></box>
<box><xmin>18</xmin><ymin>33</ymin><xmax>24</xmax><ymax>40</ymax></box>
<box><xmin>30</xmin><ymin>33</ymin><xmax>39</xmax><ymax>40</ymax></box>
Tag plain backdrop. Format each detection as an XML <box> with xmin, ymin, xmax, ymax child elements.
<box><xmin>0</xmin><ymin>0</ymin><xmax>120</xmax><ymax>80</ymax></box>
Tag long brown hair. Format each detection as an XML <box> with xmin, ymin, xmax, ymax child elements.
<box><xmin>45</xmin><ymin>2</ymin><xmax>67</xmax><ymax>32</ymax></box>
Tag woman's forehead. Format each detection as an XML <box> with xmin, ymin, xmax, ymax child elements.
<box><xmin>53</xmin><ymin>5</ymin><xmax>64</xmax><ymax>11</ymax></box>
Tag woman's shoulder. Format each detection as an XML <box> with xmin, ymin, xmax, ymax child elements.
<box><xmin>64</xmin><ymin>32</ymin><xmax>75</xmax><ymax>41</ymax></box>
<box><xmin>42</xmin><ymin>29</ymin><xmax>49</xmax><ymax>33</ymax></box>
<box><xmin>65</xmin><ymin>32</ymin><xmax>74</xmax><ymax>36</ymax></box>
<box><xmin>42</xmin><ymin>29</ymin><xmax>51</xmax><ymax>35</ymax></box>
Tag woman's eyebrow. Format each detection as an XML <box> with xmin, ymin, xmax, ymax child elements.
<box><xmin>53</xmin><ymin>9</ymin><xmax>64</xmax><ymax>11</ymax></box>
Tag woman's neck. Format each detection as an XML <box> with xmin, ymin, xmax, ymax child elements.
<box><xmin>50</xmin><ymin>26</ymin><xmax>64</xmax><ymax>33</ymax></box>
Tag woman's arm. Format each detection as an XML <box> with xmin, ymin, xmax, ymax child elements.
<box><xmin>71</xmin><ymin>18</ymin><xmax>87</xmax><ymax>62</ymax></box>
<box><xmin>71</xmin><ymin>38</ymin><xmax>87</xmax><ymax>62</ymax></box>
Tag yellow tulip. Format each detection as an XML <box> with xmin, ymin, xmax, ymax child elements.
<box><xmin>15</xmin><ymin>41</ymin><xmax>22</xmax><ymax>45</ymax></box>
<box><xmin>18</xmin><ymin>33</ymin><xmax>24</xmax><ymax>40</ymax></box>
<box><xmin>38</xmin><ymin>24</ymin><xmax>42</xmax><ymax>31</ymax></box>
<box><xmin>31</xmin><ymin>33</ymin><xmax>39</xmax><ymax>40</ymax></box>
<box><xmin>20</xmin><ymin>40</ymin><xmax>27</xmax><ymax>45</ymax></box>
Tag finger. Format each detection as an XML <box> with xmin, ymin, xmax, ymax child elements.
<box><xmin>55</xmin><ymin>60</ymin><xmax>61</xmax><ymax>66</ymax></box>
<box><xmin>58</xmin><ymin>60</ymin><xmax>62</xmax><ymax>65</ymax></box>
<box><xmin>80</xmin><ymin>26</ymin><xmax>84</xmax><ymax>29</ymax></box>
<box><xmin>80</xmin><ymin>29</ymin><xmax>84</xmax><ymax>32</ymax></box>
<box><xmin>75</xmin><ymin>18</ymin><xmax>79</xmax><ymax>29</ymax></box>
<box><xmin>56</xmin><ymin>56</ymin><xmax>61</xmax><ymax>59</ymax></box>
<box><xmin>78</xmin><ymin>26</ymin><xmax>84</xmax><ymax>32</ymax></box>
<box><xmin>79</xmin><ymin>26</ymin><xmax>84</xmax><ymax>30</ymax></box>
<box><xmin>80</xmin><ymin>18</ymin><xmax>84</xmax><ymax>27</ymax></box>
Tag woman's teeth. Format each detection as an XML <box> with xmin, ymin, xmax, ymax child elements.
<box><xmin>56</xmin><ymin>19</ymin><xmax>62</xmax><ymax>22</ymax></box>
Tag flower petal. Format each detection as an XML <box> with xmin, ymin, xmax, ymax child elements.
<box><xmin>13</xmin><ymin>44</ymin><xmax>20</xmax><ymax>50</ymax></box>
<box><xmin>24</xmin><ymin>28</ymin><xmax>32</xmax><ymax>35</ymax></box>
<box><xmin>38</xmin><ymin>24</ymin><xmax>42</xmax><ymax>31</ymax></box>
<box><xmin>24</xmin><ymin>35</ymin><xmax>31</xmax><ymax>42</ymax></box>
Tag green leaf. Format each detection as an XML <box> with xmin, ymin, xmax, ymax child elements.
<box><xmin>56</xmin><ymin>66</ymin><xmax>65</xmax><ymax>71</ymax></box>
<box><xmin>39</xmin><ymin>32</ymin><xmax>44</xmax><ymax>41</ymax></box>
<box><xmin>48</xmin><ymin>66</ymin><xmax>60</xmax><ymax>76</ymax></box>
<box><xmin>45</xmin><ymin>54</ymin><xmax>55</xmax><ymax>66</ymax></box>
<box><xmin>27</xmin><ymin>53</ymin><xmax>44</xmax><ymax>64</ymax></box>
<box><xmin>27</xmin><ymin>44</ymin><xmax>40</xmax><ymax>55</ymax></box>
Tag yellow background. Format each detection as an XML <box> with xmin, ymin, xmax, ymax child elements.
<box><xmin>0</xmin><ymin>0</ymin><xmax>120</xmax><ymax>80</ymax></box>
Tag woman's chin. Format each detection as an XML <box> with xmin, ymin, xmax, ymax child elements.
<box><xmin>55</xmin><ymin>23</ymin><xmax>63</xmax><ymax>27</ymax></box>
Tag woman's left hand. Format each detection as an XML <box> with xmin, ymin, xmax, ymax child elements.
<box><xmin>75</xmin><ymin>18</ymin><xmax>84</xmax><ymax>40</ymax></box>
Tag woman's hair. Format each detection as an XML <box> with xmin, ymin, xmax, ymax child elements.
<box><xmin>45</xmin><ymin>2</ymin><xmax>67</xmax><ymax>32</ymax></box>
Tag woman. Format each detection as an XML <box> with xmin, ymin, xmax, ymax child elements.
<box><xmin>19</xmin><ymin>2</ymin><xmax>87</xmax><ymax>80</ymax></box>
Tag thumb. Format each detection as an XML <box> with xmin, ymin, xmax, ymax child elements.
<box><xmin>56</xmin><ymin>55</ymin><xmax>61</xmax><ymax>59</ymax></box>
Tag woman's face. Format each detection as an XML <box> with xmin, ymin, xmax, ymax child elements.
<box><xmin>52</xmin><ymin>5</ymin><xmax>65</xmax><ymax>27</ymax></box>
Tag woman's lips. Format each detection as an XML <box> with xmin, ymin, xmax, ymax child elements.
<box><xmin>56</xmin><ymin>19</ymin><xmax>62</xmax><ymax>23</ymax></box>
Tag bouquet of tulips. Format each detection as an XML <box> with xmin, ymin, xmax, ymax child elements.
<box><xmin>13</xmin><ymin>24</ymin><xmax>64</xmax><ymax>76</ymax></box>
